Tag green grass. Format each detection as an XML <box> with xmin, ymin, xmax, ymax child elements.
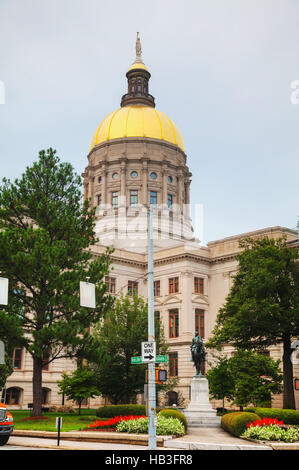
<box><xmin>9</xmin><ymin>409</ymin><xmax>101</xmax><ymax>432</ymax></box>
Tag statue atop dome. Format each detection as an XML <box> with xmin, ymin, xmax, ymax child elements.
<box><xmin>135</xmin><ymin>32</ymin><xmax>142</xmax><ymax>63</ymax></box>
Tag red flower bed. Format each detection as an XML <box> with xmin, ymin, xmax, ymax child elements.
<box><xmin>21</xmin><ymin>416</ymin><xmax>49</xmax><ymax>421</ymax></box>
<box><xmin>247</xmin><ymin>417</ymin><xmax>284</xmax><ymax>429</ymax></box>
<box><xmin>89</xmin><ymin>415</ymin><xmax>146</xmax><ymax>430</ymax></box>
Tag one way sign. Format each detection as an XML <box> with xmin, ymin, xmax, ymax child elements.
<box><xmin>142</xmin><ymin>341</ymin><xmax>156</xmax><ymax>363</ymax></box>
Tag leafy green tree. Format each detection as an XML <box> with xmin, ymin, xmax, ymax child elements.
<box><xmin>0</xmin><ymin>149</ymin><xmax>114</xmax><ymax>416</ymax></box>
<box><xmin>207</xmin><ymin>237</ymin><xmax>299</xmax><ymax>409</ymax></box>
<box><xmin>228</xmin><ymin>351</ymin><xmax>283</xmax><ymax>410</ymax></box>
<box><xmin>0</xmin><ymin>352</ymin><xmax>13</xmax><ymax>395</ymax></box>
<box><xmin>206</xmin><ymin>355</ymin><xmax>235</xmax><ymax>409</ymax></box>
<box><xmin>57</xmin><ymin>368</ymin><xmax>100</xmax><ymax>414</ymax></box>
<box><xmin>91</xmin><ymin>294</ymin><xmax>168</xmax><ymax>404</ymax></box>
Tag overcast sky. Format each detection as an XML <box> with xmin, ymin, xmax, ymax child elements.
<box><xmin>0</xmin><ymin>0</ymin><xmax>298</xmax><ymax>243</ymax></box>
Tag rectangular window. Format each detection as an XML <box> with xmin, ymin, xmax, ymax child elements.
<box><xmin>128</xmin><ymin>280</ymin><xmax>138</xmax><ymax>297</ymax></box>
<box><xmin>112</xmin><ymin>191</ymin><xmax>118</xmax><ymax>209</ymax></box>
<box><xmin>169</xmin><ymin>352</ymin><xmax>178</xmax><ymax>377</ymax></box>
<box><xmin>150</xmin><ymin>191</ymin><xmax>157</xmax><ymax>206</ymax></box>
<box><xmin>169</xmin><ymin>309</ymin><xmax>179</xmax><ymax>338</ymax></box>
<box><xmin>42</xmin><ymin>353</ymin><xmax>50</xmax><ymax>371</ymax></box>
<box><xmin>194</xmin><ymin>277</ymin><xmax>204</xmax><ymax>294</ymax></box>
<box><xmin>130</xmin><ymin>190</ymin><xmax>138</xmax><ymax>206</ymax></box>
<box><xmin>154</xmin><ymin>280</ymin><xmax>160</xmax><ymax>296</ymax></box>
<box><xmin>169</xmin><ymin>277</ymin><xmax>179</xmax><ymax>294</ymax></box>
<box><xmin>105</xmin><ymin>276</ymin><xmax>116</xmax><ymax>294</ymax></box>
<box><xmin>155</xmin><ymin>311</ymin><xmax>161</xmax><ymax>334</ymax></box>
<box><xmin>98</xmin><ymin>194</ymin><xmax>102</xmax><ymax>207</ymax></box>
<box><xmin>13</xmin><ymin>348</ymin><xmax>23</xmax><ymax>370</ymax></box>
<box><xmin>195</xmin><ymin>309</ymin><xmax>205</xmax><ymax>339</ymax></box>
<box><xmin>167</xmin><ymin>194</ymin><xmax>173</xmax><ymax>208</ymax></box>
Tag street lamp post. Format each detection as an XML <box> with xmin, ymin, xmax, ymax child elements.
<box><xmin>147</xmin><ymin>207</ymin><xmax>156</xmax><ymax>450</ymax></box>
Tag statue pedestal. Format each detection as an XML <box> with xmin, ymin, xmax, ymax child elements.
<box><xmin>183</xmin><ymin>376</ymin><xmax>221</xmax><ymax>428</ymax></box>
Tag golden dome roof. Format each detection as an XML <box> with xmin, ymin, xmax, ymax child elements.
<box><xmin>90</xmin><ymin>105</ymin><xmax>184</xmax><ymax>152</ymax></box>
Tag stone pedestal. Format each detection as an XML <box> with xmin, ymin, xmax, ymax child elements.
<box><xmin>183</xmin><ymin>376</ymin><xmax>221</xmax><ymax>428</ymax></box>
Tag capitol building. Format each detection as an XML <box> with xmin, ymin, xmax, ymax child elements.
<box><xmin>4</xmin><ymin>35</ymin><xmax>298</xmax><ymax>410</ymax></box>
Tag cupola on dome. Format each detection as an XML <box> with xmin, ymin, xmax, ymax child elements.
<box><xmin>90</xmin><ymin>33</ymin><xmax>184</xmax><ymax>152</ymax></box>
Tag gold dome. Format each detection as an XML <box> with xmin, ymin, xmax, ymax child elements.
<box><xmin>90</xmin><ymin>105</ymin><xmax>184</xmax><ymax>152</ymax></box>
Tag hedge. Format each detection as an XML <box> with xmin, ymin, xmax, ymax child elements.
<box><xmin>96</xmin><ymin>405</ymin><xmax>146</xmax><ymax>418</ymax></box>
<box><xmin>221</xmin><ymin>412</ymin><xmax>261</xmax><ymax>437</ymax></box>
<box><xmin>245</xmin><ymin>407</ymin><xmax>299</xmax><ymax>425</ymax></box>
<box><xmin>158</xmin><ymin>409</ymin><xmax>188</xmax><ymax>431</ymax></box>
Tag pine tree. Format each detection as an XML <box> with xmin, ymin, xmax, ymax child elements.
<box><xmin>0</xmin><ymin>149</ymin><xmax>114</xmax><ymax>416</ymax></box>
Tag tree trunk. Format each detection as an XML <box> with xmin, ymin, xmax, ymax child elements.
<box><xmin>32</xmin><ymin>357</ymin><xmax>43</xmax><ymax>417</ymax></box>
<box><xmin>282</xmin><ymin>335</ymin><xmax>295</xmax><ymax>409</ymax></box>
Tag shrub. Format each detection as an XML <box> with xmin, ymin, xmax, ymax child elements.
<box><xmin>116</xmin><ymin>415</ymin><xmax>185</xmax><ymax>437</ymax></box>
<box><xmin>96</xmin><ymin>405</ymin><xmax>146</xmax><ymax>418</ymax></box>
<box><xmin>158</xmin><ymin>408</ymin><xmax>188</xmax><ymax>432</ymax></box>
<box><xmin>242</xmin><ymin>425</ymin><xmax>299</xmax><ymax>443</ymax></box>
<box><xmin>245</xmin><ymin>408</ymin><xmax>299</xmax><ymax>425</ymax></box>
<box><xmin>221</xmin><ymin>411</ymin><xmax>260</xmax><ymax>437</ymax></box>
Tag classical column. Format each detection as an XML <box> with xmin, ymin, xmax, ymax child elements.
<box><xmin>120</xmin><ymin>157</ymin><xmax>127</xmax><ymax>207</ymax></box>
<box><xmin>180</xmin><ymin>270</ymin><xmax>194</xmax><ymax>341</ymax></box>
<box><xmin>162</xmin><ymin>164</ymin><xmax>168</xmax><ymax>207</ymax></box>
<box><xmin>102</xmin><ymin>165</ymin><xmax>107</xmax><ymax>206</ymax></box>
<box><xmin>141</xmin><ymin>158</ymin><xmax>148</xmax><ymax>206</ymax></box>
<box><xmin>177</xmin><ymin>169</ymin><xmax>184</xmax><ymax>207</ymax></box>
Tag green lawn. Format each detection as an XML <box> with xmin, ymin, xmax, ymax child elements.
<box><xmin>9</xmin><ymin>409</ymin><xmax>101</xmax><ymax>432</ymax></box>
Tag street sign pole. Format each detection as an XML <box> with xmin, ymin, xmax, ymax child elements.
<box><xmin>147</xmin><ymin>207</ymin><xmax>156</xmax><ymax>450</ymax></box>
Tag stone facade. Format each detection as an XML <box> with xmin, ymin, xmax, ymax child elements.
<box><xmin>4</xmin><ymin>226</ymin><xmax>298</xmax><ymax>410</ymax></box>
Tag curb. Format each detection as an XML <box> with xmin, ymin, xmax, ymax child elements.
<box><xmin>163</xmin><ymin>440</ymin><xmax>273</xmax><ymax>450</ymax></box>
<box><xmin>11</xmin><ymin>430</ymin><xmax>172</xmax><ymax>448</ymax></box>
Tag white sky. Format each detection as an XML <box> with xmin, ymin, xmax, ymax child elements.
<box><xmin>0</xmin><ymin>0</ymin><xmax>298</xmax><ymax>243</ymax></box>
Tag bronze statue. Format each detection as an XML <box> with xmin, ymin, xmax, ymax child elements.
<box><xmin>190</xmin><ymin>331</ymin><xmax>206</xmax><ymax>376</ymax></box>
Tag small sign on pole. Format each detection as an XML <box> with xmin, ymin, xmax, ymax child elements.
<box><xmin>80</xmin><ymin>281</ymin><xmax>96</xmax><ymax>309</ymax></box>
<box><xmin>56</xmin><ymin>417</ymin><xmax>62</xmax><ymax>446</ymax></box>
<box><xmin>0</xmin><ymin>277</ymin><xmax>8</xmax><ymax>306</ymax></box>
<box><xmin>142</xmin><ymin>341</ymin><xmax>156</xmax><ymax>363</ymax></box>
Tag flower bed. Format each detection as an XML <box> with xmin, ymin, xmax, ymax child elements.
<box><xmin>116</xmin><ymin>415</ymin><xmax>185</xmax><ymax>437</ymax></box>
<box><xmin>242</xmin><ymin>417</ymin><xmax>299</xmax><ymax>443</ymax></box>
<box><xmin>88</xmin><ymin>415</ymin><xmax>146</xmax><ymax>431</ymax></box>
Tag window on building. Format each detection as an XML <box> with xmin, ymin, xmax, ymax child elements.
<box><xmin>194</xmin><ymin>277</ymin><xmax>204</xmax><ymax>294</ymax></box>
<box><xmin>169</xmin><ymin>353</ymin><xmax>178</xmax><ymax>377</ymax></box>
<box><xmin>154</xmin><ymin>280</ymin><xmax>160</xmax><ymax>296</ymax></box>
<box><xmin>128</xmin><ymin>280</ymin><xmax>138</xmax><ymax>296</ymax></box>
<box><xmin>97</xmin><ymin>194</ymin><xmax>102</xmax><ymax>207</ymax></box>
<box><xmin>150</xmin><ymin>191</ymin><xmax>157</xmax><ymax>206</ymax></box>
<box><xmin>195</xmin><ymin>309</ymin><xmax>205</xmax><ymax>339</ymax></box>
<box><xmin>169</xmin><ymin>309</ymin><xmax>179</xmax><ymax>338</ymax></box>
<box><xmin>105</xmin><ymin>276</ymin><xmax>116</xmax><ymax>294</ymax></box>
<box><xmin>155</xmin><ymin>311</ymin><xmax>161</xmax><ymax>333</ymax></box>
<box><xmin>5</xmin><ymin>387</ymin><xmax>21</xmax><ymax>405</ymax></box>
<box><xmin>12</xmin><ymin>348</ymin><xmax>23</xmax><ymax>370</ymax></box>
<box><xmin>112</xmin><ymin>191</ymin><xmax>118</xmax><ymax>209</ymax></box>
<box><xmin>42</xmin><ymin>388</ymin><xmax>50</xmax><ymax>405</ymax></box>
<box><xmin>169</xmin><ymin>277</ymin><xmax>179</xmax><ymax>294</ymax></box>
<box><xmin>130</xmin><ymin>190</ymin><xmax>138</xmax><ymax>206</ymax></box>
<box><xmin>42</xmin><ymin>353</ymin><xmax>50</xmax><ymax>371</ymax></box>
<box><xmin>167</xmin><ymin>194</ymin><xmax>173</xmax><ymax>208</ymax></box>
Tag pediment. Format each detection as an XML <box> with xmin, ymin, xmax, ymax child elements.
<box><xmin>163</xmin><ymin>295</ymin><xmax>181</xmax><ymax>305</ymax></box>
<box><xmin>192</xmin><ymin>294</ymin><xmax>209</xmax><ymax>305</ymax></box>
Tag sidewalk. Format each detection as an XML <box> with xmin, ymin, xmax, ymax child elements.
<box><xmin>9</xmin><ymin>428</ymin><xmax>299</xmax><ymax>451</ymax></box>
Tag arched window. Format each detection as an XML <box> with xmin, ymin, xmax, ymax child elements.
<box><xmin>42</xmin><ymin>388</ymin><xmax>51</xmax><ymax>405</ymax></box>
<box><xmin>167</xmin><ymin>391</ymin><xmax>178</xmax><ymax>406</ymax></box>
<box><xmin>5</xmin><ymin>387</ymin><xmax>22</xmax><ymax>405</ymax></box>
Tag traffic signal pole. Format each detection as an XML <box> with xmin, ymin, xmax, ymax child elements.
<box><xmin>147</xmin><ymin>207</ymin><xmax>156</xmax><ymax>450</ymax></box>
